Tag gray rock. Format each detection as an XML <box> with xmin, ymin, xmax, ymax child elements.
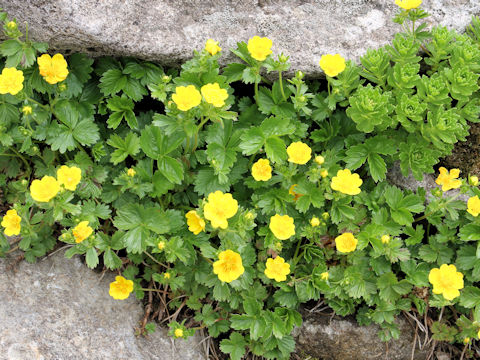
<box><xmin>387</xmin><ymin>162</ymin><xmax>469</xmax><ymax>203</ymax></box>
<box><xmin>2</xmin><ymin>1</ymin><xmax>480</xmax><ymax>76</ymax></box>
<box><xmin>293</xmin><ymin>311</ymin><xmax>428</xmax><ymax>360</ymax></box>
<box><xmin>0</xmin><ymin>249</ymin><xmax>206</xmax><ymax>360</ymax></box>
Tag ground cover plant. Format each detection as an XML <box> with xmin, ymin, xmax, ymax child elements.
<box><xmin>2</xmin><ymin>1</ymin><xmax>480</xmax><ymax>358</ymax></box>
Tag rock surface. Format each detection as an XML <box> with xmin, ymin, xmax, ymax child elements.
<box><xmin>2</xmin><ymin>1</ymin><xmax>480</xmax><ymax>75</ymax></box>
<box><xmin>0</xmin><ymin>249</ymin><xmax>205</xmax><ymax>360</ymax></box>
<box><xmin>293</xmin><ymin>311</ymin><xmax>428</xmax><ymax>360</ymax></box>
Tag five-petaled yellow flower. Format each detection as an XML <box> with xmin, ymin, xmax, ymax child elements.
<box><xmin>335</xmin><ymin>232</ymin><xmax>358</xmax><ymax>253</ymax></box>
<box><xmin>201</xmin><ymin>83</ymin><xmax>228</xmax><ymax>107</ymax></box>
<box><xmin>269</xmin><ymin>214</ymin><xmax>295</xmax><ymax>240</ymax></box>
<box><xmin>395</xmin><ymin>0</ymin><xmax>422</xmax><ymax>10</ymax></box>
<box><xmin>127</xmin><ymin>168</ymin><xmax>136</xmax><ymax>177</ymax></box>
<box><xmin>205</xmin><ymin>39</ymin><xmax>221</xmax><ymax>55</ymax></box>
<box><xmin>203</xmin><ymin>191</ymin><xmax>238</xmax><ymax>229</ymax></box>
<box><xmin>0</xmin><ymin>67</ymin><xmax>24</xmax><ymax>95</ymax></box>
<box><xmin>30</xmin><ymin>176</ymin><xmax>60</xmax><ymax>202</ymax></box>
<box><xmin>247</xmin><ymin>36</ymin><xmax>273</xmax><ymax>61</ymax></box>
<box><xmin>251</xmin><ymin>158</ymin><xmax>272</xmax><ymax>181</ymax></box>
<box><xmin>1</xmin><ymin>209</ymin><xmax>21</xmax><ymax>236</ymax></box>
<box><xmin>213</xmin><ymin>249</ymin><xmax>245</xmax><ymax>283</ymax></box>
<box><xmin>319</xmin><ymin>54</ymin><xmax>346</xmax><ymax>77</ymax></box>
<box><xmin>428</xmin><ymin>264</ymin><xmax>464</xmax><ymax>301</ymax></box>
<box><xmin>287</xmin><ymin>141</ymin><xmax>312</xmax><ymax>165</ymax></box>
<box><xmin>37</xmin><ymin>54</ymin><xmax>69</xmax><ymax>84</ymax></box>
<box><xmin>435</xmin><ymin>167</ymin><xmax>461</xmax><ymax>191</ymax></box>
<box><xmin>264</xmin><ymin>256</ymin><xmax>291</xmax><ymax>282</ymax></box>
<box><xmin>57</xmin><ymin>165</ymin><xmax>82</xmax><ymax>191</ymax></box>
<box><xmin>331</xmin><ymin>169</ymin><xmax>363</xmax><ymax>195</ymax></box>
<box><xmin>174</xmin><ymin>328</ymin><xmax>184</xmax><ymax>338</ymax></box>
<box><xmin>185</xmin><ymin>210</ymin><xmax>206</xmax><ymax>235</ymax></box>
<box><xmin>467</xmin><ymin>196</ymin><xmax>480</xmax><ymax>217</ymax></box>
<box><xmin>320</xmin><ymin>272</ymin><xmax>329</xmax><ymax>280</ymax></box>
<box><xmin>158</xmin><ymin>240</ymin><xmax>166</xmax><ymax>250</ymax></box>
<box><xmin>109</xmin><ymin>275</ymin><xmax>134</xmax><ymax>300</ymax></box>
<box><xmin>172</xmin><ymin>85</ymin><xmax>202</xmax><ymax>111</ymax></box>
<box><xmin>381</xmin><ymin>235</ymin><xmax>390</xmax><ymax>244</ymax></box>
<box><xmin>72</xmin><ymin>221</ymin><xmax>93</xmax><ymax>243</ymax></box>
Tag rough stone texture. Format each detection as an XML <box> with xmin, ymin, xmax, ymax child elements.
<box><xmin>2</xmin><ymin>1</ymin><xmax>480</xmax><ymax>76</ymax></box>
<box><xmin>0</xmin><ymin>250</ymin><xmax>206</xmax><ymax>360</ymax></box>
<box><xmin>293</xmin><ymin>311</ymin><xmax>428</xmax><ymax>360</ymax></box>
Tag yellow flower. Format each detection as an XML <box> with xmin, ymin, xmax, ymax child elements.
<box><xmin>213</xmin><ymin>249</ymin><xmax>244</xmax><ymax>283</ymax></box>
<box><xmin>109</xmin><ymin>275</ymin><xmax>134</xmax><ymax>300</ymax></box>
<box><xmin>251</xmin><ymin>158</ymin><xmax>272</xmax><ymax>181</ymax></box>
<box><xmin>37</xmin><ymin>54</ymin><xmax>69</xmax><ymax>84</ymax></box>
<box><xmin>201</xmin><ymin>83</ymin><xmax>228</xmax><ymax>107</ymax></box>
<box><xmin>320</xmin><ymin>170</ymin><xmax>329</xmax><ymax>178</ymax></box>
<box><xmin>164</xmin><ymin>272</ymin><xmax>171</xmax><ymax>279</ymax></box>
<box><xmin>428</xmin><ymin>264</ymin><xmax>464</xmax><ymax>301</ymax></box>
<box><xmin>310</xmin><ymin>216</ymin><xmax>320</xmax><ymax>227</ymax></box>
<box><xmin>185</xmin><ymin>210</ymin><xmax>206</xmax><ymax>235</ymax></box>
<box><xmin>315</xmin><ymin>155</ymin><xmax>325</xmax><ymax>165</ymax></box>
<box><xmin>330</xmin><ymin>169</ymin><xmax>363</xmax><ymax>195</ymax></box>
<box><xmin>205</xmin><ymin>39</ymin><xmax>221</xmax><ymax>55</ymax></box>
<box><xmin>30</xmin><ymin>176</ymin><xmax>60</xmax><ymax>202</ymax></box>
<box><xmin>57</xmin><ymin>165</ymin><xmax>82</xmax><ymax>191</ymax></box>
<box><xmin>435</xmin><ymin>167</ymin><xmax>461</xmax><ymax>191</ymax></box>
<box><xmin>264</xmin><ymin>256</ymin><xmax>290</xmax><ymax>282</ymax></box>
<box><xmin>287</xmin><ymin>141</ymin><xmax>312</xmax><ymax>165</ymax></box>
<box><xmin>269</xmin><ymin>214</ymin><xmax>295</xmax><ymax>240</ymax></box>
<box><xmin>335</xmin><ymin>232</ymin><xmax>358</xmax><ymax>253</ymax></box>
<box><xmin>464</xmin><ymin>337</ymin><xmax>471</xmax><ymax>344</ymax></box>
<box><xmin>467</xmin><ymin>196</ymin><xmax>480</xmax><ymax>217</ymax></box>
<box><xmin>1</xmin><ymin>209</ymin><xmax>21</xmax><ymax>236</ymax></box>
<box><xmin>289</xmin><ymin>184</ymin><xmax>303</xmax><ymax>201</ymax></box>
<box><xmin>395</xmin><ymin>0</ymin><xmax>422</xmax><ymax>10</ymax></box>
<box><xmin>174</xmin><ymin>328</ymin><xmax>184</xmax><ymax>338</ymax></box>
<box><xmin>72</xmin><ymin>221</ymin><xmax>93</xmax><ymax>243</ymax></box>
<box><xmin>247</xmin><ymin>36</ymin><xmax>273</xmax><ymax>61</ymax></box>
<box><xmin>158</xmin><ymin>240</ymin><xmax>165</xmax><ymax>250</ymax></box>
<box><xmin>203</xmin><ymin>191</ymin><xmax>238</xmax><ymax>229</ymax></box>
<box><xmin>172</xmin><ymin>85</ymin><xmax>202</xmax><ymax>111</ymax></box>
<box><xmin>127</xmin><ymin>168</ymin><xmax>136</xmax><ymax>177</ymax></box>
<box><xmin>478</xmin><ymin>329</ymin><xmax>480</xmax><ymax>339</ymax></box>
<box><xmin>381</xmin><ymin>235</ymin><xmax>390</xmax><ymax>244</ymax></box>
<box><xmin>22</xmin><ymin>105</ymin><xmax>32</xmax><ymax>115</ymax></box>
<box><xmin>319</xmin><ymin>54</ymin><xmax>346</xmax><ymax>77</ymax></box>
<box><xmin>320</xmin><ymin>272</ymin><xmax>329</xmax><ymax>280</ymax></box>
<box><xmin>0</xmin><ymin>67</ymin><xmax>24</xmax><ymax>95</ymax></box>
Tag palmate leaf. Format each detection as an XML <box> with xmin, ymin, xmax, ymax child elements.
<box><xmin>107</xmin><ymin>133</ymin><xmax>141</xmax><ymax>165</ymax></box>
<box><xmin>220</xmin><ymin>332</ymin><xmax>247</xmax><ymax>360</ymax></box>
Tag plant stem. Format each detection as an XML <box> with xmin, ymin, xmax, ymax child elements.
<box><xmin>9</xmin><ymin>147</ymin><xmax>31</xmax><ymax>175</ymax></box>
<box><xmin>141</xmin><ymin>288</ymin><xmax>169</xmax><ymax>294</ymax></box>
<box><xmin>278</xmin><ymin>71</ymin><xmax>287</xmax><ymax>101</ymax></box>
<box><xmin>254</xmin><ymin>80</ymin><xmax>260</xmax><ymax>105</ymax></box>
<box><xmin>143</xmin><ymin>251</ymin><xmax>169</xmax><ymax>268</ymax></box>
<box><xmin>414</xmin><ymin>193</ymin><xmax>462</xmax><ymax>222</ymax></box>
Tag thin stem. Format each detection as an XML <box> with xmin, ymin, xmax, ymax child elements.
<box><xmin>414</xmin><ymin>193</ymin><xmax>462</xmax><ymax>222</ymax></box>
<box><xmin>9</xmin><ymin>147</ymin><xmax>31</xmax><ymax>175</ymax></box>
<box><xmin>293</xmin><ymin>237</ymin><xmax>303</xmax><ymax>263</ymax></box>
<box><xmin>143</xmin><ymin>251</ymin><xmax>169</xmax><ymax>268</ymax></box>
<box><xmin>25</xmin><ymin>97</ymin><xmax>49</xmax><ymax>110</ymax></box>
<box><xmin>25</xmin><ymin>22</ymin><xmax>28</xmax><ymax>42</ymax></box>
<box><xmin>141</xmin><ymin>288</ymin><xmax>169</xmax><ymax>294</ymax></box>
<box><xmin>254</xmin><ymin>80</ymin><xmax>260</xmax><ymax>105</ymax></box>
<box><xmin>278</xmin><ymin>71</ymin><xmax>287</xmax><ymax>101</ymax></box>
<box><xmin>5</xmin><ymin>245</ymin><xmax>19</xmax><ymax>254</ymax></box>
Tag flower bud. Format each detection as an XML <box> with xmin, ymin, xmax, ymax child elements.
<box><xmin>296</xmin><ymin>71</ymin><xmax>304</xmax><ymax>80</ymax></box>
<box><xmin>469</xmin><ymin>176</ymin><xmax>479</xmax><ymax>186</ymax></box>
<box><xmin>298</xmin><ymin>95</ymin><xmax>306</xmax><ymax>102</ymax></box>
<box><xmin>22</xmin><ymin>105</ymin><xmax>33</xmax><ymax>115</ymax></box>
<box><xmin>174</xmin><ymin>328</ymin><xmax>183</xmax><ymax>338</ymax></box>
<box><xmin>322</xmin><ymin>212</ymin><xmax>329</xmax><ymax>220</ymax></box>
<box><xmin>162</xmin><ymin>75</ymin><xmax>171</xmax><ymax>83</ymax></box>
<box><xmin>6</xmin><ymin>21</ymin><xmax>17</xmax><ymax>30</ymax></box>
<box><xmin>278</xmin><ymin>54</ymin><xmax>288</xmax><ymax>63</ymax></box>
<box><xmin>310</xmin><ymin>216</ymin><xmax>320</xmax><ymax>227</ymax></box>
<box><xmin>245</xmin><ymin>211</ymin><xmax>254</xmax><ymax>220</ymax></box>
<box><xmin>315</xmin><ymin>155</ymin><xmax>325</xmax><ymax>165</ymax></box>
<box><xmin>58</xmin><ymin>83</ymin><xmax>67</xmax><ymax>92</ymax></box>
<box><xmin>381</xmin><ymin>235</ymin><xmax>390</xmax><ymax>244</ymax></box>
<box><xmin>21</xmin><ymin>179</ymin><xmax>27</xmax><ymax>185</ymax></box>
<box><xmin>158</xmin><ymin>240</ymin><xmax>165</xmax><ymax>251</ymax></box>
<box><xmin>320</xmin><ymin>169</ymin><xmax>328</xmax><ymax>178</ymax></box>
<box><xmin>432</xmin><ymin>188</ymin><xmax>442</xmax><ymax>197</ymax></box>
<box><xmin>127</xmin><ymin>168</ymin><xmax>136</xmax><ymax>177</ymax></box>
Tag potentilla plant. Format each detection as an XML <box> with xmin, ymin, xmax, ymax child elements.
<box><xmin>2</xmin><ymin>1</ymin><xmax>480</xmax><ymax>358</ymax></box>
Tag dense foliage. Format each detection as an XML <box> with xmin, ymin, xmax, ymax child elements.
<box><xmin>2</xmin><ymin>4</ymin><xmax>480</xmax><ymax>358</ymax></box>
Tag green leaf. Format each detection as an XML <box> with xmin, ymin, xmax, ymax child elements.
<box><xmin>107</xmin><ymin>133</ymin><xmax>141</xmax><ymax>165</ymax></box>
<box><xmin>99</xmin><ymin>69</ymin><xmax>127</xmax><ymax>96</ymax></box>
<box><xmin>220</xmin><ymin>332</ymin><xmax>247</xmax><ymax>360</ymax></box>
<box><xmin>106</xmin><ymin>96</ymin><xmax>137</xmax><ymax>129</ymax></box>
<box><xmin>85</xmin><ymin>247</ymin><xmax>99</xmax><ymax>269</ymax></box>
<box><xmin>459</xmin><ymin>224</ymin><xmax>480</xmax><ymax>241</ymax></box>
<box><xmin>459</xmin><ymin>286</ymin><xmax>480</xmax><ymax>308</ymax></box>
<box><xmin>265</xmin><ymin>136</ymin><xmax>287</xmax><ymax>163</ymax></box>
<box><xmin>367</xmin><ymin>153</ymin><xmax>387</xmax><ymax>182</ymax></box>
<box><xmin>158</xmin><ymin>156</ymin><xmax>184</xmax><ymax>184</ymax></box>
<box><xmin>140</xmin><ymin>125</ymin><xmax>184</xmax><ymax>159</ymax></box>
<box><xmin>103</xmin><ymin>248</ymin><xmax>122</xmax><ymax>269</ymax></box>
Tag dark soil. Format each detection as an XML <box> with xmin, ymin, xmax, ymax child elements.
<box><xmin>441</xmin><ymin>122</ymin><xmax>480</xmax><ymax>176</ymax></box>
